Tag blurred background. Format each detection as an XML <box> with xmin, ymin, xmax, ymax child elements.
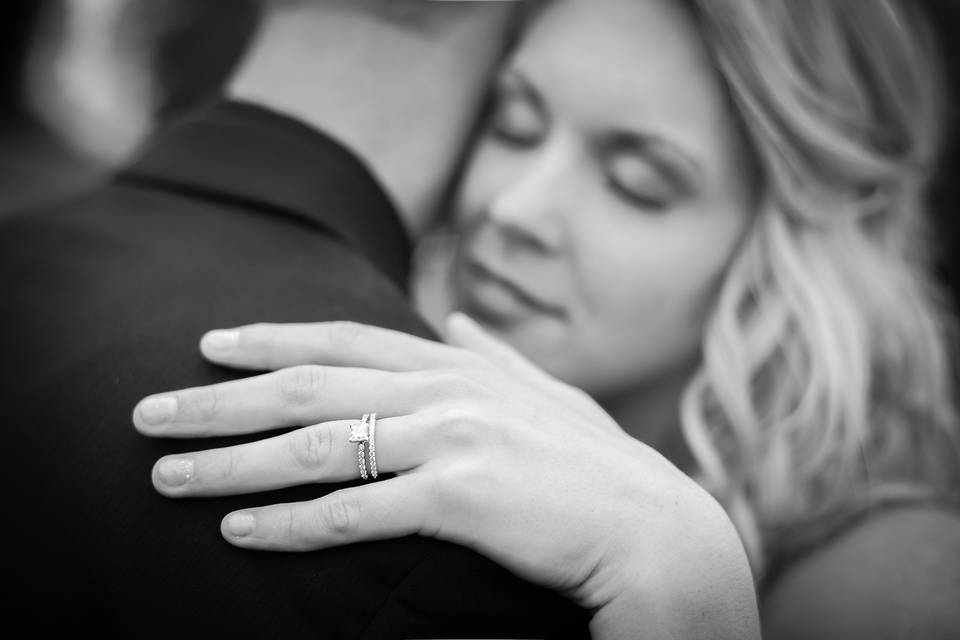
<box><xmin>0</xmin><ymin>0</ymin><xmax>258</xmax><ymax>213</ymax></box>
<box><xmin>2</xmin><ymin>0</ymin><xmax>960</xmax><ymax>309</ymax></box>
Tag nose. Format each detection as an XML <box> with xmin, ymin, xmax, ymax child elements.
<box><xmin>486</xmin><ymin>137</ymin><xmax>578</xmax><ymax>253</ymax></box>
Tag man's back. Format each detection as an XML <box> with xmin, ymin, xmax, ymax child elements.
<box><xmin>0</xmin><ymin>101</ymin><xmax>589</xmax><ymax>638</ymax></box>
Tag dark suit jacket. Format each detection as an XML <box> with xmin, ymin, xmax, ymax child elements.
<box><xmin>0</xmin><ymin>100</ymin><xmax>590</xmax><ymax>639</ymax></box>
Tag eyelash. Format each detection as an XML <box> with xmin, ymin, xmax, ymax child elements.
<box><xmin>489</xmin><ymin>121</ymin><xmax>542</xmax><ymax>148</ymax></box>
<box><xmin>607</xmin><ymin>175</ymin><xmax>669</xmax><ymax>212</ymax></box>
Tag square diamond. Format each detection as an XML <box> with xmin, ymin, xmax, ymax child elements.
<box><xmin>348</xmin><ymin>419</ymin><xmax>369</xmax><ymax>443</ymax></box>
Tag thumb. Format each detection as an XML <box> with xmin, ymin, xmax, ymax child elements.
<box><xmin>443</xmin><ymin>312</ymin><xmax>545</xmax><ymax>379</ymax></box>
<box><xmin>444</xmin><ymin>312</ymin><xmax>621</xmax><ymax>434</ymax></box>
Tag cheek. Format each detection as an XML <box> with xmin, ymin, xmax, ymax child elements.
<box><xmin>587</xmin><ymin>251</ymin><xmax>708</xmax><ymax>351</ymax></box>
<box><xmin>591</xmin><ymin>247</ymin><xmax>718</xmax><ymax>325</ymax></box>
<box><xmin>453</xmin><ymin>145</ymin><xmax>506</xmax><ymax>230</ymax></box>
<box><xmin>564</xmin><ymin>220</ymin><xmax>738</xmax><ymax>392</ymax></box>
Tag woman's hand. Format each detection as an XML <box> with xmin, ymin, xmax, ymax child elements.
<box><xmin>133</xmin><ymin>313</ymin><xmax>758</xmax><ymax>638</ymax></box>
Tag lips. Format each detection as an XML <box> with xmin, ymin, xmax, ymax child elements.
<box><xmin>459</xmin><ymin>258</ymin><xmax>564</xmax><ymax>322</ymax></box>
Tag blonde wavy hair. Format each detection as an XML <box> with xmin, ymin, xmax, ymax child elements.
<box><xmin>679</xmin><ymin>0</ymin><xmax>960</xmax><ymax>578</ymax></box>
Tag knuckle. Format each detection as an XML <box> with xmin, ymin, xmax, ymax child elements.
<box><xmin>421</xmin><ymin>369</ymin><xmax>484</xmax><ymax>400</ymax></box>
<box><xmin>410</xmin><ymin>369</ymin><xmax>444</xmax><ymax>393</ymax></box>
<box><xmin>316</xmin><ymin>493</ymin><xmax>359</xmax><ymax>537</ymax></box>
<box><xmin>247</xmin><ymin>322</ymin><xmax>280</xmax><ymax>350</ymax></box>
<box><xmin>438</xmin><ymin>405</ymin><xmax>483</xmax><ymax>428</ymax></box>
<box><xmin>283</xmin><ymin>505</ymin><xmax>329</xmax><ymax>550</ymax></box>
<box><xmin>217</xmin><ymin>447</ymin><xmax>238</xmax><ymax>481</ymax></box>
<box><xmin>288</xmin><ymin>424</ymin><xmax>332</xmax><ymax>472</ymax></box>
<box><xmin>433</xmin><ymin>459</ymin><xmax>488</xmax><ymax>509</ymax></box>
<box><xmin>445</xmin><ymin>370</ymin><xmax>481</xmax><ymax>396</ymax></box>
<box><xmin>181</xmin><ymin>384</ymin><xmax>220</xmax><ymax>421</ymax></box>
<box><xmin>278</xmin><ymin>365</ymin><xmax>326</xmax><ymax>406</ymax></box>
<box><xmin>283</xmin><ymin>507</ymin><xmax>298</xmax><ymax>542</ymax></box>
<box><xmin>433</xmin><ymin>406</ymin><xmax>486</xmax><ymax>449</ymax></box>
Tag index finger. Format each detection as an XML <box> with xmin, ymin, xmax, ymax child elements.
<box><xmin>132</xmin><ymin>365</ymin><xmax>426</xmax><ymax>438</ymax></box>
<box><xmin>199</xmin><ymin>321</ymin><xmax>470</xmax><ymax>372</ymax></box>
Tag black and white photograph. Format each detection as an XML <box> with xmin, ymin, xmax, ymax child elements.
<box><xmin>2</xmin><ymin>1</ymin><xmax>960</xmax><ymax>638</ymax></box>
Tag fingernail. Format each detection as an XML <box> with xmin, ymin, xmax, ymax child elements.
<box><xmin>203</xmin><ymin>330</ymin><xmax>239</xmax><ymax>354</ymax></box>
<box><xmin>157</xmin><ymin>458</ymin><xmax>193</xmax><ymax>487</ymax></box>
<box><xmin>138</xmin><ymin>397</ymin><xmax>178</xmax><ymax>426</ymax></box>
<box><xmin>226</xmin><ymin>513</ymin><xmax>256</xmax><ymax>537</ymax></box>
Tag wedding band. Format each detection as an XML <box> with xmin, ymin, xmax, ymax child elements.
<box><xmin>368</xmin><ymin>413</ymin><xmax>378</xmax><ymax>479</ymax></box>
<box><xmin>348</xmin><ymin>413</ymin><xmax>371</xmax><ymax>480</ymax></box>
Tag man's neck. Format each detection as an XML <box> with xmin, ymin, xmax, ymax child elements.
<box><xmin>228</xmin><ymin>2</ymin><xmax>517</xmax><ymax>237</ymax></box>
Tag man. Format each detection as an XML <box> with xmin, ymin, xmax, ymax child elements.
<box><xmin>0</xmin><ymin>1</ymin><xmax>589</xmax><ymax>637</ymax></box>
<box><xmin>0</xmin><ymin>1</ymin><xmax>105</xmax><ymax>215</ymax></box>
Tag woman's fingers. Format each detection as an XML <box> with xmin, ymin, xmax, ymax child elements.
<box><xmin>443</xmin><ymin>312</ymin><xmax>547</xmax><ymax>381</ymax></box>
<box><xmin>445</xmin><ymin>312</ymin><xmax>621</xmax><ymax>433</ymax></box>
<box><xmin>133</xmin><ymin>365</ymin><xmax>425</xmax><ymax>437</ymax></box>
<box><xmin>151</xmin><ymin>415</ymin><xmax>426</xmax><ymax>497</ymax></box>
<box><xmin>200</xmin><ymin>321</ymin><xmax>468</xmax><ymax>372</ymax></box>
<box><xmin>220</xmin><ymin>475</ymin><xmax>435</xmax><ymax>552</ymax></box>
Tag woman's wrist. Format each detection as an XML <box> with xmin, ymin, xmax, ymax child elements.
<box><xmin>588</xmin><ymin>476</ymin><xmax>760</xmax><ymax>639</ymax></box>
<box><xmin>590</xmin><ymin>566</ymin><xmax>759</xmax><ymax>640</ymax></box>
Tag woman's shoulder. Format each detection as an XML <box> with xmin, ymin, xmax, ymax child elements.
<box><xmin>761</xmin><ymin>502</ymin><xmax>960</xmax><ymax>640</ymax></box>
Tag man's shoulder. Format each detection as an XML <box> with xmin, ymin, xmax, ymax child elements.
<box><xmin>0</xmin><ymin>178</ymin><xmax>432</xmax><ymax>397</ymax></box>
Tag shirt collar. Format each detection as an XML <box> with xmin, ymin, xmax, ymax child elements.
<box><xmin>119</xmin><ymin>100</ymin><xmax>413</xmax><ymax>289</ymax></box>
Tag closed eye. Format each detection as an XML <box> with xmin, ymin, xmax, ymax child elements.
<box><xmin>606</xmin><ymin>153</ymin><xmax>672</xmax><ymax>212</ymax></box>
<box><xmin>486</xmin><ymin>71</ymin><xmax>549</xmax><ymax>148</ymax></box>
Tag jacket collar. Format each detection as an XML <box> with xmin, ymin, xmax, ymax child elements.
<box><xmin>119</xmin><ymin>100</ymin><xmax>413</xmax><ymax>290</ymax></box>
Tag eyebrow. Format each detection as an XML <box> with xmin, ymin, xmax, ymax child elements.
<box><xmin>606</xmin><ymin>130</ymin><xmax>703</xmax><ymax>196</ymax></box>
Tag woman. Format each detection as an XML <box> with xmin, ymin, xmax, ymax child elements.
<box><xmin>134</xmin><ymin>0</ymin><xmax>960</xmax><ymax>636</ymax></box>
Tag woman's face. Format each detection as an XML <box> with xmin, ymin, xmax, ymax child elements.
<box><xmin>450</xmin><ymin>0</ymin><xmax>758</xmax><ymax>399</ymax></box>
